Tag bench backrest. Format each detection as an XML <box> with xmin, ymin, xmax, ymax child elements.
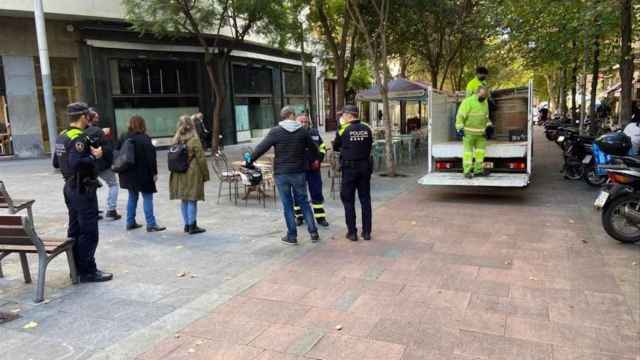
<box><xmin>0</xmin><ymin>181</ymin><xmax>12</xmax><ymax>208</ymax></box>
<box><xmin>0</xmin><ymin>215</ymin><xmax>38</xmax><ymax>247</ymax></box>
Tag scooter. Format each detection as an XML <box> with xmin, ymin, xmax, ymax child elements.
<box><xmin>557</xmin><ymin>129</ymin><xmax>594</xmax><ymax>180</ymax></box>
<box><xmin>595</xmin><ymin>156</ymin><xmax>640</xmax><ymax>243</ymax></box>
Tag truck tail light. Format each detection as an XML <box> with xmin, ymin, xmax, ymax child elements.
<box><xmin>435</xmin><ymin>161</ymin><xmax>454</xmax><ymax>170</ymax></box>
<box><xmin>507</xmin><ymin>160</ymin><xmax>526</xmax><ymax>170</ymax></box>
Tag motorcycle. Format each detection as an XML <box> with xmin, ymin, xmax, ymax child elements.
<box><xmin>584</xmin><ymin>131</ymin><xmax>632</xmax><ymax>187</ymax></box>
<box><xmin>557</xmin><ymin>129</ymin><xmax>594</xmax><ymax>180</ymax></box>
<box><xmin>595</xmin><ymin>156</ymin><xmax>640</xmax><ymax>243</ymax></box>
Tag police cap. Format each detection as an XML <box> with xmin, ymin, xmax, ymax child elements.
<box><xmin>67</xmin><ymin>102</ymin><xmax>90</xmax><ymax>116</ymax></box>
<box><xmin>342</xmin><ymin>105</ymin><xmax>359</xmax><ymax>116</ymax></box>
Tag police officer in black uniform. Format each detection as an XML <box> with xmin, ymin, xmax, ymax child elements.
<box><xmin>53</xmin><ymin>102</ymin><xmax>113</xmax><ymax>282</ymax></box>
<box><xmin>333</xmin><ymin>105</ymin><xmax>373</xmax><ymax>241</ymax></box>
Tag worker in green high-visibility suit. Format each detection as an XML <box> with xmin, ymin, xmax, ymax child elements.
<box><xmin>456</xmin><ymin>87</ymin><xmax>493</xmax><ymax>178</ymax></box>
<box><xmin>465</xmin><ymin>66</ymin><xmax>489</xmax><ymax>97</ymax></box>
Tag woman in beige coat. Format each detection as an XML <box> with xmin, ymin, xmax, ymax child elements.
<box><xmin>169</xmin><ymin>115</ymin><xmax>210</xmax><ymax>234</ymax></box>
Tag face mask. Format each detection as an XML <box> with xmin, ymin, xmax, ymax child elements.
<box><xmin>478</xmin><ymin>96</ymin><xmax>486</xmax><ymax>102</ymax></box>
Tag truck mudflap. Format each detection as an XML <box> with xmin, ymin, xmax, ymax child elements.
<box><xmin>418</xmin><ymin>172</ymin><xmax>530</xmax><ymax>187</ymax></box>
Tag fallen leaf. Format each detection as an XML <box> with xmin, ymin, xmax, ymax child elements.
<box><xmin>529</xmin><ymin>276</ymin><xmax>538</xmax><ymax>281</ymax></box>
<box><xmin>411</xmin><ymin>221</ymin><xmax>417</xmax><ymax>225</ymax></box>
<box><xmin>174</xmin><ymin>334</ymin><xmax>181</xmax><ymax>339</ymax></box>
<box><xmin>581</xmin><ymin>239</ymin><xmax>588</xmax><ymax>244</ymax></box>
<box><xmin>177</xmin><ymin>272</ymin><xmax>186</xmax><ymax>278</ymax></box>
<box><xmin>504</xmin><ymin>260</ymin><xmax>512</xmax><ymax>265</ymax></box>
<box><xmin>632</xmin><ymin>261</ymin><xmax>638</xmax><ymax>266</ymax></box>
<box><xmin>569</xmin><ymin>219</ymin><xmax>575</xmax><ymax>224</ymax></box>
<box><xmin>335</xmin><ymin>324</ymin><xmax>343</xmax><ymax>331</ymax></box>
<box><xmin>195</xmin><ymin>340</ymin><xmax>204</xmax><ymax>346</ymax></box>
<box><xmin>23</xmin><ymin>321</ymin><xmax>38</xmax><ymax>329</ymax></box>
<box><xmin>187</xmin><ymin>348</ymin><xmax>196</xmax><ymax>353</ymax></box>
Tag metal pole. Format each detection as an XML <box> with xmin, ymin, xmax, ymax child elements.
<box><xmin>34</xmin><ymin>0</ymin><xmax>57</xmax><ymax>157</ymax></box>
<box><xmin>300</xmin><ymin>26</ymin><xmax>308</xmax><ymax>117</ymax></box>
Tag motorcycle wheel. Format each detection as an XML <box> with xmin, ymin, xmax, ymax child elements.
<box><xmin>583</xmin><ymin>167</ymin><xmax>608</xmax><ymax>187</ymax></box>
<box><xmin>602</xmin><ymin>194</ymin><xmax>640</xmax><ymax>243</ymax></box>
<box><xmin>545</xmin><ymin>131</ymin><xmax>557</xmax><ymax>141</ymax></box>
<box><xmin>563</xmin><ymin>164</ymin><xmax>583</xmax><ymax>180</ymax></box>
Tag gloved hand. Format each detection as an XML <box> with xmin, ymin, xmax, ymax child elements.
<box><xmin>485</xmin><ymin>125</ymin><xmax>495</xmax><ymax>139</ymax></box>
<box><xmin>456</xmin><ymin>129</ymin><xmax>464</xmax><ymax>139</ymax></box>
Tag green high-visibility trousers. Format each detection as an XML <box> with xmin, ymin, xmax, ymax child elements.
<box><xmin>463</xmin><ymin>134</ymin><xmax>487</xmax><ymax>175</ymax></box>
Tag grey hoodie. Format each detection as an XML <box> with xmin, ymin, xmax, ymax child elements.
<box><xmin>251</xmin><ymin>119</ymin><xmax>319</xmax><ymax>175</ymax></box>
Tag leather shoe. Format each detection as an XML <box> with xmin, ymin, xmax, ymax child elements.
<box><xmin>281</xmin><ymin>235</ymin><xmax>298</xmax><ymax>245</ymax></box>
<box><xmin>189</xmin><ymin>223</ymin><xmax>206</xmax><ymax>235</ymax></box>
<box><xmin>317</xmin><ymin>219</ymin><xmax>330</xmax><ymax>227</ymax></box>
<box><xmin>310</xmin><ymin>232</ymin><xmax>320</xmax><ymax>243</ymax></box>
<box><xmin>147</xmin><ymin>225</ymin><xmax>167</xmax><ymax>232</ymax></box>
<box><xmin>126</xmin><ymin>222</ymin><xmax>142</xmax><ymax>231</ymax></box>
<box><xmin>362</xmin><ymin>233</ymin><xmax>371</xmax><ymax>241</ymax></box>
<box><xmin>184</xmin><ymin>224</ymin><xmax>190</xmax><ymax>233</ymax></box>
<box><xmin>79</xmin><ymin>270</ymin><xmax>113</xmax><ymax>283</ymax></box>
<box><xmin>346</xmin><ymin>233</ymin><xmax>358</xmax><ymax>241</ymax></box>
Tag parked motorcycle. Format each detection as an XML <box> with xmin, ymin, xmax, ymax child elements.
<box><xmin>556</xmin><ymin>129</ymin><xmax>594</xmax><ymax>180</ymax></box>
<box><xmin>584</xmin><ymin>131</ymin><xmax>632</xmax><ymax>187</ymax></box>
<box><xmin>595</xmin><ymin>156</ymin><xmax>640</xmax><ymax>244</ymax></box>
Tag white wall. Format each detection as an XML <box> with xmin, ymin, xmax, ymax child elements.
<box><xmin>0</xmin><ymin>0</ymin><xmax>124</xmax><ymax>20</ymax></box>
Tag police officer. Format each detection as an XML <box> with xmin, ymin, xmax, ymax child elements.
<box><xmin>294</xmin><ymin>114</ymin><xmax>329</xmax><ymax>227</ymax></box>
<box><xmin>53</xmin><ymin>102</ymin><xmax>113</xmax><ymax>282</ymax></box>
<box><xmin>333</xmin><ymin>105</ymin><xmax>373</xmax><ymax>241</ymax></box>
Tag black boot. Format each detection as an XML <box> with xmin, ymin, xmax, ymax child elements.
<box><xmin>317</xmin><ymin>218</ymin><xmax>330</xmax><ymax>227</ymax></box>
<box><xmin>189</xmin><ymin>222</ymin><xmax>206</xmax><ymax>235</ymax></box>
<box><xmin>184</xmin><ymin>224</ymin><xmax>191</xmax><ymax>233</ymax></box>
<box><xmin>346</xmin><ymin>233</ymin><xmax>358</xmax><ymax>241</ymax></box>
<box><xmin>105</xmin><ymin>210</ymin><xmax>122</xmax><ymax>221</ymax></box>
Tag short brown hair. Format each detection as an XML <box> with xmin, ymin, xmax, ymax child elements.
<box><xmin>128</xmin><ymin>115</ymin><xmax>146</xmax><ymax>134</ymax></box>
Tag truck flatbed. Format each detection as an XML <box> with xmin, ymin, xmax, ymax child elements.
<box><xmin>418</xmin><ymin>172</ymin><xmax>530</xmax><ymax>187</ymax></box>
<box><xmin>431</xmin><ymin>140</ymin><xmax>528</xmax><ymax>159</ymax></box>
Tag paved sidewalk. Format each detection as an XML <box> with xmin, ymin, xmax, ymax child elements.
<box><xmin>137</xmin><ymin>133</ymin><xmax>640</xmax><ymax>360</ymax></box>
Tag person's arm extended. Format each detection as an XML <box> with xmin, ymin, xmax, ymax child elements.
<box><xmin>251</xmin><ymin>129</ymin><xmax>276</xmax><ymax>160</ymax></box>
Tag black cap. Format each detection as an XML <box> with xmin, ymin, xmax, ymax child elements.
<box><xmin>67</xmin><ymin>102</ymin><xmax>90</xmax><ymax>116</ymax></box>
<box><xmin>342</xmin><ymin>105</ymin><xmax>359</xmax><ymax>116</ymax></box>
<box><xmin>476</xmin><ymin>66</ymin><xmax>488</xmax><ymax>75</ymax></box>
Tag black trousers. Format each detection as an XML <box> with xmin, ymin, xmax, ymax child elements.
<box><xmin>340</xmin><ymin>159</ymin><xmax>372</xmax><ymax>235</ymax></box>
<box><xmin>63</xmin><ymin>182</ymin><xmax>99</xmax><ymax>275</ymax></box>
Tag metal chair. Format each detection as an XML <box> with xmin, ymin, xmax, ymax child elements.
<box><xmin>211</xmin><ymin>151</ymin><xmax>239</xmax><ymax>204</ymax></box>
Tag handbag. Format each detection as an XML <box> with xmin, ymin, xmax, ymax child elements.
<box><xmin>111</xmin><ymin>138</ymin><xmax>135</xmax><ymax>173</ymax></box>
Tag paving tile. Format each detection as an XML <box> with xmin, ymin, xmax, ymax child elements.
<box><xmin>180</xmin><ymin>313</ymin><xmax>270</xmax><ymax>345</ymax></box>
<box><xmin>509</xmin><ymin>286</ymin><xmax>588</xmax><ymax>307</ymax></box>
<box><xmin>455</xmin><ymin>330</ymin><xmax>552</xmax><ymax>360</ymax></box>
<box><xmin>295</xmin><ymin>307</ymin><xmax>378</xmax><ymax>337</ymax></box>
<box><xmin>368</xmin><ymin>317</ymin><xmax>459</xmax><ymax>353</ymax></box>
<box><xmin>253</xmin><ymin>350</ymin><xmax>305</xmax><ymax>360</ymax></box>
<box><xmin>595</xmin><ymin>327</ymin><xmax>640</xmax><ymax>357</ymax></box>
<box><xmin>436</xmin><ymin>274</ymin><xmax>510</xmax><ymax>298</ymax></box>
<box><xmin>306</xmin><ymin>333</ymin><xmax>405</xmax><ymax>360</ymax></box>
<box><xmin>249</xmin><ymin>324</ymin><xmax>314</xmax><ymax>353</ymax></box>
<box><xmin>468</xmin><ymin>294</ymin><xmax>549</xmax><ymax>321</ymax></box>
<box><xmin>160</xmin><ymin>339</ymin><xmax>265</xmax><ymax>360</ymax></box>
<box><xmin>505</xmin><ymin>317</ymin><xmax>600</xmax><ymax>351</ymax></box>
<box><xmin>211</xmin><ymin>297</ymin><xmax>312</xmax><ymax>325</ymax></box>
<box><xmin>242</xmin><ymin>282</ymin><xmax>314</xmax><ymax>303</ymax></box>
<box><xmin>548</xmin><ymin>303</ymin><xmax>635</xmax><ymax>328</ymax></box>
<box><xmin>552</xmin><ymin>346</ymin><xmax>636</xmax><ymax>360</ymax></box>
<box><xmin>459</xmin><ymin>310</ymin><xmax>506</xmax><ymax>336</ymax></box>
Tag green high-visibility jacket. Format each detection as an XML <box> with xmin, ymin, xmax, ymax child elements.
<box><xmin>465</xmin><ymin>77</ymin><xmax>487</xmax><ymax>97</ymax></box>
<box><xmin>455</xmin><ymin>95</ymin><xmax>491</xmax><ymax>136</ymax></box>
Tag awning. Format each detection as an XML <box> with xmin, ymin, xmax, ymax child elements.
<box><xmin>356</xmin><ymin>78</ymin><xmax>430</xmax><ymax>102</ymax></box>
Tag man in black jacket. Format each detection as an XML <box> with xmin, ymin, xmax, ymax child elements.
<box><xmin>247</xmin><ymin>106</ymin><xmax>320</xmax><ymax>245</ymax></box>
<box><xmin>85</xmin><ymin>108</ymin><xmax>121</xmax><ymax>220</ymax></box>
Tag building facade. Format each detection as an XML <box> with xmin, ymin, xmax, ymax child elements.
<box><xmin>0</xmin><ymin>1</ymin><xmax>319</xmax><ymax>158</ymax></box>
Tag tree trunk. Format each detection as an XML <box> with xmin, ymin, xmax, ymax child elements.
<box><xmin>206</xmin><ymin>60</ymin><xmax>225</xmax><ymax>153</ymax></box>
<box><xmin>335</xmin><ymin>60</ymin><xmax>346</xmax><ymax>111</ymax></box>
<box><xmin>589</xmin><ymin>35</ymin><xmax>600</xmax><ymax>126</ymax></box>
<box><xmin>380</xmin><ymin>69</ymin><xmax>396</xmax><ymax>177</ymax></box>
<box><xmin>559</xmin><ymin>68</ymin><xmax>568</xmax><ymax>117</ymax></box>
<box><xmin>544</xmin><ymin>74</ymin><xmax>556</xmax><ymax>112</ymax></box>
<box><xmin>571</xmin><ymin>62</ymin><xmax>578</xmax><ymax>121</ymax></box>
<box><xmin>619</xmin><ymin>0</ymin><xmax>634</xmax><ymax>125</ymax></box>
<box><xmin>429</xmin><ymin>69</ymin><xmax>439</xmax><ymax>91</ymax></box>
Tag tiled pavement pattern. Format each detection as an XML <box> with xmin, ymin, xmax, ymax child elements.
<box><xmin>137</xmin><ymin>132</ymin><xmax>639</xmax><ymax>360</ymax></box>
<box><xmin>1</xmin><ymin>130</ymin><xmax>638</xmax><ymax>359</ymax></box>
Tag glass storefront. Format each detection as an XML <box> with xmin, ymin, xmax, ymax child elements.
<box><xmin>0</xmin><ymin>58</ymin><xmax>11</xmax><ymax>156</ymax></box>
<box><xmin>109</xmin><ymin>59</ymin><xmax>200</xmax><ymax>139</ymax></box>
<box><xmin>283</xmin><ymin>69</ymin><xmax>312</xmax><ymax>117</ymax></box>
<box><xmin>233</xmin><ymin>64</ymin><xmax>275</xmax><ymax>139</ymax></box>
<box><xmin>34</xmin><ymin>57</ymin><xmax>80</xmax><ymax>151</ymax></box>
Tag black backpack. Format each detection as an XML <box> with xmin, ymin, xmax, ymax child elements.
<box><xmin>168</xmin><ymin>143</ymin><xmax>190</xmax><ymax>173</ymax></box>
<box><xmin>112</xmin><ymin>138</ymin><xmax>136</xmax><ymax>173</ymax></box>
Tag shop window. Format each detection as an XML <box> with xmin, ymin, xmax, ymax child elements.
<box><xmin>283</xmin><ymin>70</ymin><xmax>312</xmax><ymax>96</ymax></box>
<box><xmin>233</xmin><ymin>64</ymin><xmax>273</xmax><ymax>95</ymax></box>
<box><xmin>34</xmin><ymin>57</ymin><xmax>79</xmax><ymax>150</ymax></box>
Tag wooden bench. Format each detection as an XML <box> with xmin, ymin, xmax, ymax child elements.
<box><xmin>0</xmin><ymin>180</ymin><xmax>35</xmax><ymax>223</ymax></box>
<box><xmin>0</xmin><ymin>215</ymin><xmax>78</xmax><ymax>303</ymax></box>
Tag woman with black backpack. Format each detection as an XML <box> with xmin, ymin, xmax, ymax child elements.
<box><xmin>169</xmin><ymin>115</ymin><xmax>210</xmax><ymax>234</ymax></box>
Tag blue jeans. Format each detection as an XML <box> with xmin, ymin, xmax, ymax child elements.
<box><xmin>275</xmin><ymin>173</ymin><xmax>317</xmax><ymax>238</ymax></box>
<box><xmin>98</xmin><ymin>169</ymin><xmax>119</xmax><ymax>211</ymax></box>
<box><xmin>180</xmin><ymin>200</ymin><xmax>198</xmax><ymax>225</ymax></box>
<box><xmin>127</xmin><ymin>190</ymin><xmax>157</xmax><ymax>227</ymax></box>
